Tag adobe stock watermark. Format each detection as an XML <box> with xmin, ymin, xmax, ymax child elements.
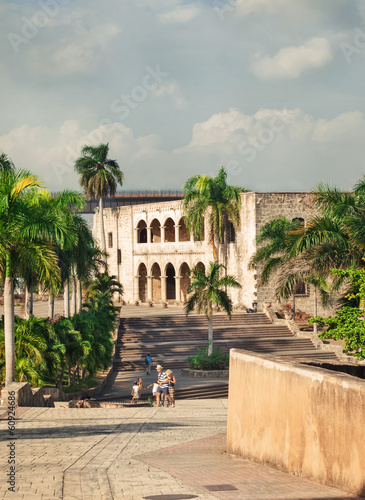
<box><xmin>7</xmin><ymin>0</ymin><xmax>71</xmax><ymax>54</ymax></box>
<box><xmin>110</xmin><ymin>65</ymin><xmax>169</xmax><ymax>121</ymax></box>
<box><xmin>52</xmin><ymin>65</ymin><xmax>170</xmax><ymax>182</ymax></box>
<box><xmin>340</xmin><ymin>27</ymin><xmax>365</xmax><ymax>63</ymax></box>
<box><xmin>237</xmin><ymin>111</ymin><xmax>293</xmax><ymax>163</ymax></box>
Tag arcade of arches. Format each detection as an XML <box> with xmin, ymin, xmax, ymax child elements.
<box><xmin>136</xmin><ymin>262</ymin><xmax>205</xmax><ymax>303</ymax></box>
<box><xmin>136</xmin><ymin>217</ymin><xmax>203</xmax><ymax>244</ymax></box>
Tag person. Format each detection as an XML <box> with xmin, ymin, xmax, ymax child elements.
<box><xmin>155</xmin><ymin>364</ymin><xmax>174</xmax><ymax>408</ymax></box>
<box><xmin>131</xmin><ymin>380</ymin><xmax>139</xmax><ymax>404</ymax></box>
<box><xmin>147</xmin><ymin>380</ymin><xmax>159</xmax><ymax>405</ymax></box>
<box><xmin>138</xmin><ymin>377</ymin><xmax>145</xmax><ymax>392</ymax></box>
<box><xmin>165</xmin><ymin>369</ymin><xmax>176</xmax><ymax>406</ymax></box>
<box><xmin>145</xmin><ymin>353</ymin><xmax>152</xmax><ymax>375</ymax></box>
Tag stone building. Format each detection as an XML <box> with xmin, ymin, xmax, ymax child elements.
<box><xmin>93</xmin><ymin>191</ymin><xmax>333</xmax><ymax>316</ymax></box>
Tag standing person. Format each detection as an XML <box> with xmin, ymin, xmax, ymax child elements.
<box><xmin>138</xmin><ymin>377</ymin><xmax>145</xmax><ymax>392</ymax></box>
<box><xmin>155</xmin><ymin>365</ymin><xmax>174</xmax><ymax>408</ymax></box>
<box><xmin>165</xmin><ymin>369</ymin><xmax>176</xmax><ymax>406</ymax></box>
<box><xmin>145</xmin><ymin>353</ymin><xmax>152</xmax><ymax>375</ymax></box>
<box><xmin>147</xmin><ymin>380</ymin><xmax>159</xmax><ymax>405</ymax></box>
<box><xmin>131</xmin><ymin>380</ymin><xmax>139</xmax><ymax>404</ymax></box>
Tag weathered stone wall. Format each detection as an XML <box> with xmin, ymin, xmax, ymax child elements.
<box><xmin>226</xmin><ymin>349</ymin><xmax>365</xmax><ymax>496</ymax></box>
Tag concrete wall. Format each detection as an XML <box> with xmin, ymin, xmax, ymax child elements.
<box><xmin>1</xmin><ymin>383</ymin><xmax>54</xmax><ymax>408</ymax></box>
<box><xmin>226</xmin><ymin>349</ymin><xmax>365</xmax><ymax>496</ymax></box>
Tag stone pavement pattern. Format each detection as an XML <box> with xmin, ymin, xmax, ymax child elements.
<box><xmin>0</xmin><ymin>400</ymin><xmax>358</xmax><ymax>500</ymax></box>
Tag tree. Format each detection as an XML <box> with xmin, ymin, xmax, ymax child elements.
<box><xmin>0</xmin><ymin>168</ymin><xmax>69</xmax><ymax>386</ymax></box>
<box><xmin>310</xmin><ymin>268</ymin><xmax>365</xmax><ymax>360</ymax></box>
<box><xmin>185</xmin><ymin>261</ymin><xmax>241</xmax><ymax>355</ymax></box>
<box><xmin>74</xmin><ymin>143</ymin><xmax>124</xmax><ymax>262</ymax></box>
<box><xmin>0</xmin><ymin>151</ymin><xmax>15</xmax><ymax>172</ymax></box>
<box><xmin>183</xmin><ymin>167</ymin><xmax>248</xmax><ymax>260</ymax></box>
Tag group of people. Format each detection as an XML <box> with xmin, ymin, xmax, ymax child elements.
<box><xmin>130</xmin><ymin>354</ymin><xmax>176</xmax><ymax>407</ymax></box>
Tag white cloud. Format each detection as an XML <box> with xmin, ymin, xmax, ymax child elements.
<box><xmin>250</xmin><ymin>38</ymin><xmax>333</xmax><ymax>80</ymax></box>
<box><xmin>158</xmin><ymin>5</ymin><xmax>200</xmax><ymax>23</ymax></box>
<box><xmin>28</xmin><ymin>21</ymin><xmax>121</xmax><ymax>76</ymax></box>
<box><xmin>235</xmin><ymin>0</ymin><xmax>291</xmax><ymax>16</ymax></box>
<box><xmin>1</xmin><ymin>109</ymin><xmax>365</xmax><ymax>193</ymax></box>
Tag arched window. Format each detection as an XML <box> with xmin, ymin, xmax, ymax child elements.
<box><xmin>138</xmin><ymin>263</ymin><xmax>147</xmax><ymax>302</ymax></box>
<box><xmin>166</xmin><ymin>263</ymin><xmax>176</xmax><ymax>300</ymax></box>
<box><xmin>137</xmin><ymin>220</ymin><xmax>147</xmax><ymax>243</ymax></box>
<box><xmin>164</xmin><ymin>218</ymin><xmax>175</xmax><ymax>242</ymax></box>
<box><xmin>178</xmin><ymin>218</ymin><xmax>190</xmax><ymax>242</ymax></box>
<box><xmin>292</xmin><ymin>217</ymin><xmax>305</xmax><ymax>226</ymax></box>
<box><xmin>150</xmin><ymin>219</ymin><xmax>161</xmax><ymax>243</ymax></box>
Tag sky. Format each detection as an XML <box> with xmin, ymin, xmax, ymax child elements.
<box><xmin>1</xmin><ymin>0</ymin><xmax>365</xmax><ymax>193</ymax></box>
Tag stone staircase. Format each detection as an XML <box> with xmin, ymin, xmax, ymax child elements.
<box><xmin>113</xmin><ymin>312</ymin><xmax>338</xmax><ymax>373</ymax></box>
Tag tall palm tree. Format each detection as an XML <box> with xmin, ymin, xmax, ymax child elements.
<box><xmin>183</xmin><ymin>166</ymin><xmax>248</xmax><ymax>260</ymax></box>
<box><xmin>185</xmin><ymin>261</ymin><xmax>241</xmax><ymax>355</ymax></box>
<box><xmin>0</xmin><ymin>168</ymin><xmax>69</xmax><ymax>386</ymax></box>
<box><xmin>74</xmin><ymin>143</ymin><xmax>124</xmax><ymax>261</ymax></box>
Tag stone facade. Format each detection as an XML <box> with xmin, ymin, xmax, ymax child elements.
<box><xmin>94</xmin><ymin>192</ymin><xmax>333</xmax><ymax>316</ymax></box>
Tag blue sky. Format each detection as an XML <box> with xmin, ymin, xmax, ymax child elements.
<box><xmin>1</xmin><ymin>0</ymin><xmax>365</xmax><ymax>192</ymax></box>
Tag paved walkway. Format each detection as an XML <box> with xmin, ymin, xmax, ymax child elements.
<box><xmin>0</xmin><ymin>400</ymin><xmax>359</xmax><ymax>500</ymax></box>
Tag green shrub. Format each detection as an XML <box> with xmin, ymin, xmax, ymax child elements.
<box><xmin>187</xmin><ymin>345</ymin><xmax>229</xmax><ymax>370</ymax></box>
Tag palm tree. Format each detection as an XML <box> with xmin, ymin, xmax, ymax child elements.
<box><xmin>183</xmin><ymin>166</ymin><xmax>248</xmax><ymax>260</ymax></box>
<box><xmin>0</xmin><ymin>168</ymin><xmax>69</xmax><ymax>386</ymax></box>
<box><xmin>74</xmin><ymin>143</ymin><xmax>124</xmax><ymax>261</ymax></box>
<box><xmin>185</xmin><ymin>261</ymin><xmax>241</xmax><ymax>355</ymax></box>
<box><xmin>0</xmin><ymin>151</ymin><xmax>15</xmax><ymax>172</ymax></box>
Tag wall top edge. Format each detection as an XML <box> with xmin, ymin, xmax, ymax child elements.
<box><xmin>230</xmin><ymin>348</ymin><xmax>365</xmax><ymax>389</ymax></box>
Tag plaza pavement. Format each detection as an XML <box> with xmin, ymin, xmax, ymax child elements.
<box><xmin>0</xmin><ymin>400</ymin><xmax>359</xmax><ymax>500</ymax></box>
<box><xmin>0</xmin><ymin>301</ymin><xmax>360</xmax><ymax>499</ymax></box>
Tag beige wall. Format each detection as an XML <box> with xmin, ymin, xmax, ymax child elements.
<box><xmin>226</xmin><ymin>349</ymin><xmax>365</xmax><ymax>496</ymax></box>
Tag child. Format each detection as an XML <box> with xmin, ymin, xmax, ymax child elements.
<box><xmin>131</xmin><ymin>380</ymin><xmax>139</xmax><ymax>404</ymax></box>
<box><xmin>147</xmin><ymin>380</ymin><xmax>159</xmax><ymax>405</ymax></box>
<box><xmin>138</xmin><ymin>378</ymin><xmax>145</xmax><ymax>392</ymax></box>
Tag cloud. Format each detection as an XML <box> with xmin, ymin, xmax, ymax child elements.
<box><xmin>235</xmin><ymin>0</ymin><xmax>291</xmax><ymax>16</ymax></box>
<box><xmin>2</xmin><ymin>108</ymin><xmax>363</xmax><ymax>193</ymax></box>
<box><xmin>158</xmin><ymin>5</ymin><xmax>200</xmax><ymax>23</ymax></box>
<box><xmin>250</xmin><ymin>38</ymin><xmax>333</xmax><ymax>80</ymax></box>
<box><xmin>28</xmin><ymin>21</ymin><xmax>121</xmax><ymax>76</ymax></box>
<box><xmin>153</xmin><ymin>80</ymin><xmax>188</xmax><ymax>109</ymax></box>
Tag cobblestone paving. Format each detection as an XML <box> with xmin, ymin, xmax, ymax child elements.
<box><xmin>0</xmin><ymin>400</ymin><xmax>359</xmax><ymax>500</ymax></box>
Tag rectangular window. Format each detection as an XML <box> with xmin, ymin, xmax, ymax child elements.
<box><xmin>294</xmin><ymin>281</ymin><xmax>308</xmax><ymax>296</ymax></box>
<box><xmin>117</xmin><ymin>249</ymin><xmax>121</xmax><ymax>265</ymax></box>
<box><xmin>108</xmin><ymin>232</ymin><xmax>113</xmax><ymax>248</ymax></box>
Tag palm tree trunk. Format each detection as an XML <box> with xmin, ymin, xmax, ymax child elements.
<box><xmin>48</xmin><ymin>294</ymin><xmax>55</xmax><ymax>319</ymax></box>
<box><xmin>64</xmin><ymin>279</ymin><xmax>70</xmax><ymax>318</ymax></box>
<box><xmin>313</xmin><ymin>286</ymin><xmax>318</xmax><ymax>335</ymax></box>
<box><xmin>208</xmin><ymin>314</ymin><xmax>213</xmax><ymax>355</ymax></box>
<box><xmin>76</xmin><ymin>279</ymin><xmax>82</xmax><ymax>313</ymax></box>
<box><xmin>99</xmin><ymin>197</ymin><xmax>107</xmax><ymax>271</ymax></box>
<box><xmin>4</xmin><ymin>253</ymin><xmax>15</xmax><ymax>386</ymax></box>
<box><xmin>25</xmin><ymin>284</ymin><xmax>33</xmax><ymax>319</ymax></box>
<box><xmin>70</xmin><ymin>272</ymin><xmax>76</xmax><ymax>317</ymax></box>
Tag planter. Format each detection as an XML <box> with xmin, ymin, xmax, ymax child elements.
<box><xmin>181</xmin><ymin>368</ymin><xmax>229</xmax><ymax>378</ymax></box>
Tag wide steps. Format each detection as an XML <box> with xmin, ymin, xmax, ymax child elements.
<box><xmin>113</xmin><ymin>312</ymin><xmax>339</xmax><ymax>375</ymax></box>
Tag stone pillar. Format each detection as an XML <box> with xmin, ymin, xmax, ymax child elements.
<box><xmin>147</xmin><ymin>275</ymin><xmax>152</xmax><ymax>302</ymax></box>
<box><xmin>147</xmin><ymin>226</ymin><xmax>151</xmax><ymax>244</ymax></box>
<box><xmin>134</xmin><ymin>227</ymin><xmax>138</xmax><ymax>245</ymax></box>
<box><xmin>161</xmin><ymin>226</ymin><xmax>165</xmax><ymax>243</ymax></box>
<box><xmin>161</xmin><ymin>275</ymin><xmax>167</xmax><ymax>302</ymax></box>
<box><xmin>175</xmin><ymin>225</ymin><xmax>180</xmax><ymax>243</ymax></box>
<box><xmin>175</xmin><ymin>276</ymin><xmax>181</xmax><ymax>303</ymax></box>
<box><xmin>134</xmin><ymin>275</ymin><xmax>140</xmax><ymax>302</ymax></box>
